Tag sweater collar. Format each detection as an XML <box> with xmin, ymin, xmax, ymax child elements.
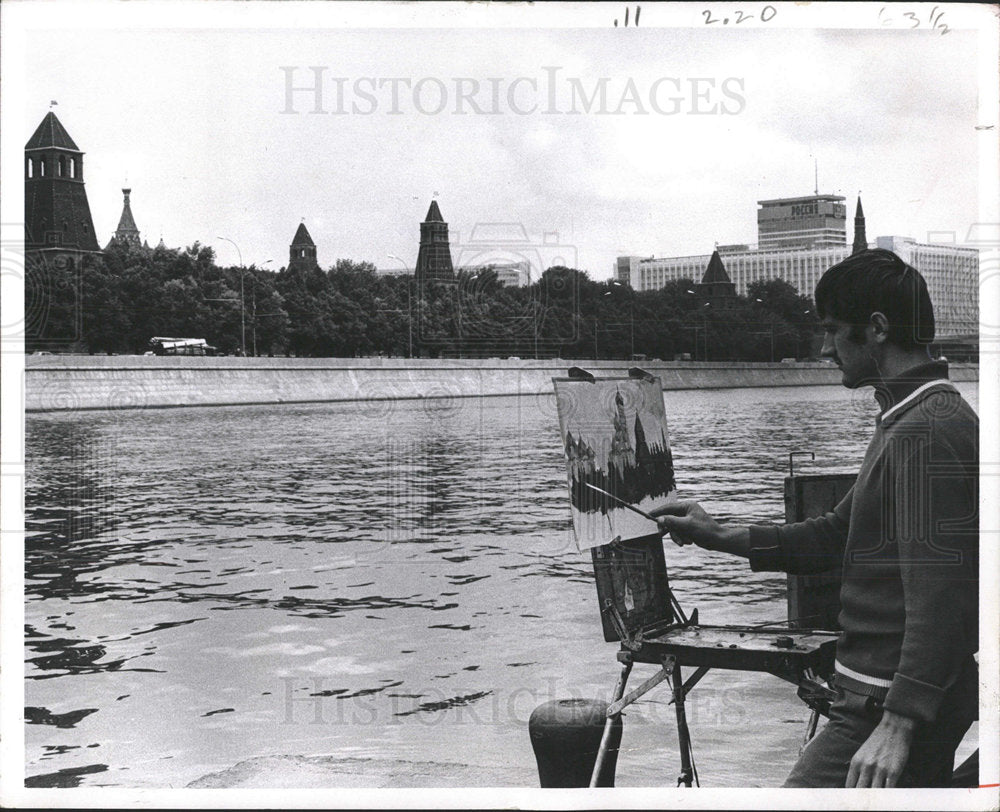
<box><xmin>874</xmin><ymin>360</ymin><xmax>951</xmax><ymax>420</ymax></box>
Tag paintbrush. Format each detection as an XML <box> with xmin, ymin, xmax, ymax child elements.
<box><xmin>583</xmin><ymin>482</ymin><xmax>659</xmax><ymax>522</ymax></box>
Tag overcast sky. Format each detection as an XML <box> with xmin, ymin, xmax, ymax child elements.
<box><xmin>20</xmin><ymin>5</ymin><xmax>987</xmax><ymax>279</ymax></box>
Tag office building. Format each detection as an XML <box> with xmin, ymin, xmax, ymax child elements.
<box><xmin>617</xmin><ymin>195</ymin><xmax>978</xmax><ymax>337</ymax></box>
<box><xmin>756</xmin><ymin>194</ymin><xmax>847</xmax><ymax>250</ymax></box>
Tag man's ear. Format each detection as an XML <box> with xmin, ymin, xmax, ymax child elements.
<box><xmin>869</xmin><ymin>312</ymin><xmax>890</xmax><ymax>343</ymax></box>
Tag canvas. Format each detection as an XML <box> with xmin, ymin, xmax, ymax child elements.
<box><xmin>553</xmin><ymin>375</ymin><xmax>676</xmax><ymax>550</ymax></box>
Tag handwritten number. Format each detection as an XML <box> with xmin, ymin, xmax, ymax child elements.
<box><xmin>876</xmin><ymin>5</ymin><xmax>946</xmax><ymax>34</ymax></box>
<box><xmin>615</xmin><ymin>5</ymin><xmax>640</xmax><ymax>27</ymax></box>
<box><xmin>704</xmin><ymin>6</ymin><xmax>777</xmax><ymax>25</ymax></box>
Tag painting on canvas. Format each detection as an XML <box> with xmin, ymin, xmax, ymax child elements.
<box><xmin>553</xmin><ymin>375</ymin><xmax>676</xmax><ymax>550</ymax></box>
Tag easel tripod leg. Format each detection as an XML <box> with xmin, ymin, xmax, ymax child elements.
<box><xmin>670</xmin><ymin>660</ymin><xmax>694</xmax><ymax>787</ymax></box>
<box><xmin>801</xmin><ymin>708</ymin><xmax>820</xmax><ymax>753</ymax></box>
<box><xmin>589</xmin><ymin>656</ymin><xmax>633</xmax><ymax>788</ymax></box>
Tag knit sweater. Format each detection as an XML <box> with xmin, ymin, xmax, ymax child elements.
<box><xmin>747</xmin><ymin>361</ymin><xmax>978</xmax><ymax>724</ymax></box>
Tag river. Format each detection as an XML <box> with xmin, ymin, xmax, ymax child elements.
<box><xmin>23</xmin><ymin>382</ymin><xmax>979</xmax><ymax>788</ymax></box>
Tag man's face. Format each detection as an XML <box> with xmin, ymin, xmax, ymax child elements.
<box><xmin>820</xmin><ymin>316</ymin><xmax>878</xmax><ymax>389</ymax></box>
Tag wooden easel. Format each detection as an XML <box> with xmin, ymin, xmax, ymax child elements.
<box><xmin>553</xmin><ymin>367</ymin><xmax>838</xmax><ymax>787</ymax></box>
<box><xmin>588</xmin><ymin>567</ymin><xmax>837</xmax><ymax>788</ymax></box>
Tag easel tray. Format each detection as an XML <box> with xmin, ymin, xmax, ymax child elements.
<box><xmin>633</xmin><ymin>625</ymin><xmax>838</xmax><ymax>680</ymax></box>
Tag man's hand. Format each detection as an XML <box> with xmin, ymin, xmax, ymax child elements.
<box><xmin>649</xmin><ymin>501</ymin><xmax>748</xmax><ymax>556</ymax></box>
<box><xmin>845</xmin><ymin>709</ymin><xmax>917</xmax><ymax>788</ymax></box>
<box><xmin>650</xmin><ymin>501</ymin><xmax>718</xmax><ymax>548</ymax></box>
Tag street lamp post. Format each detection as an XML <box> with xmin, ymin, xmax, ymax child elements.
<box><xmin>748</xmin><ymin>328</ymin><xmax>775</xmax><ymax>362</ymax></box>
<box><xmin>217</xmin><ymin>236</ymin><xmax>245</xmax><ymax>357</ymax></box>
<box><xmin>754</xmin><ymin>297</ymin><xmax>775</xmax><ymax>362</ymax></box>
<box><xmin>678</xmin><ymin>324</ymin><xmax>701</xmax><ymax>361</ymax></box>
<box><xmin>684</xmin><ymin>289</ymin><xmax>705</xmax><ymax>361</ymax></box>
<box><xmin>249</xmin><ymin>259</ymin><xmax>274</xmax><ymax>357</ymax></box>
<box><xmin>607</xmin><ymin>280</ymin><xmax>634</xmax><ymax>359</ymax></box>
<box><xmin>386</xmin><ymin>255</ymin><xmax>414</xmax><ymax>358</ymax></box>
<box><xmin>630</xmin><ymin>295</ymin><xmax>635</xmax><ymax>359</ymax></box>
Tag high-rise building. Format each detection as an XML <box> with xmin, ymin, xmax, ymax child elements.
<box><xmin>415</xmin><ymin>200</ymin><xmax>454</xmax><ymax>283</ymax></box>
<box><xmin>875</xmin><ymin>236</ymin><xmax>979</xmax><ymax>340</ymax></box>
<box><xmin>24</xmin><ymin>111</ymin><xmax>101</xmax><ymax>264</ymax></box>
<box><xmin>756</xmin><ymin>194</ymin><xmax>847</xmax><ymax>250</ymax></box>
<box><xmin>619</xmin><ymin>195</ymin><xmax>978</xmax><ymax>337</ymax></box>
<box><xmin>288</xmin><ymin>222</ymin><xmax>318</xmax><ymax>272</ymax></box>
<box><xmin>105</xmin><ymin>188</ymin><xmax>144</xmax><ymax>250</ymax></box>
<box><xmin>459</xmin><ymin>260</ymin><xmax>531</xmax><ymax>287</ymax></box>
<box><xmin>628</xmin><ymin>245</ymin><xmax>851</xmax><ymax>303</ymax></box>
<box><xmin>615</xmin><ymin>255</ymin><xmax>642</xmax><ymax>285</ymax></box>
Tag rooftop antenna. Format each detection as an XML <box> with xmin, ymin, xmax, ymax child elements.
<box><xmin>814</xmin><ymin>158</ymin><xmax>818</xmax><ymax>195</ymax></box>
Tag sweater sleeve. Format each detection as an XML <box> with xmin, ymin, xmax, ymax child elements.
<box><xmin>747</xmin><ymin>487</ymin><xmax>852</xmax><ymax>574</ymax></box>
<box><xmin>883</xmin><ymin>436</ymin><xmax>979</xmax><ymax>723</ymax></box>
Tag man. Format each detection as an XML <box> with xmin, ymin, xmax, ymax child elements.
<box><xmin>652</xmin><ymin>249</ymin><xmax>978</xmax><ymax>788</ymax></box>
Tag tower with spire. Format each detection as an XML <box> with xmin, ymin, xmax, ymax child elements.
<box><xmin>24</xmin><ymin>111</ymin><xmax>101</xmax><ymax>263</ymax></box>
<box><xmin>851</xmin><ymin>196</ymin><xmax>867</xmax><ymax>255</ymax></box>
<box><xmin>415</xmin><ymin>199</ymin><xmax>455</xmax><ymax>283</ymax></box>
<box><xmin>695</xmin><ymin>250</ymin><xmax>737</xmax><ymax>309</ymax></box>
<box><xmin>106</xmin><ymin>188</ymin><xmax>143</xmax><ymax>250</ymax></box>
<box><xmin>288</xmin><ymin>222</ymin><xmax>319</xmax><ymax>272</ymax></box>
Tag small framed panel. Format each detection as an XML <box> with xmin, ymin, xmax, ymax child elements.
<box><xmin>592</xmin><ymin>534</ymin><xmax>675</xmax><ymax>643</ymax></box>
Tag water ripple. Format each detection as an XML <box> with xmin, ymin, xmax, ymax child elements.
<box><xmin>23</xmin><ymin>385</ymin><xmax>977</xmax><ymax>787</ymax></box>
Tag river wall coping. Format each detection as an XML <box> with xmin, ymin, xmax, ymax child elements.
<box><xmin>27</xmin><ymin>356</ymin><xmax>977</xmax><ymax>372</ymax></box>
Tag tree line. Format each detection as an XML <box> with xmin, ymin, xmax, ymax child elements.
<box><xmin>25</xmin><ymin>242</ymin><xmax>820</xmax><ymax>361</ymax></box>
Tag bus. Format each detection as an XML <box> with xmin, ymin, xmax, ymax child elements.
<box><xmin>148</xmin><ymin>337</ymin><xmax>221</xmax><ymax>356</ymax></box>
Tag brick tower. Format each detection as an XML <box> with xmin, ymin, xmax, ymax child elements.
<box><xmin>106</xmin><ymin>188</ymin><xmax>143</xmax><ymax>249</ymax></box>
<box><xmin>415</xmin><ymin>200</ymin><xmax>454</xmax><ymax>283</ymax></box>
<box><xmin>695</xmin><ymin>250</ymin><xmax>737</xmax><ymax>309</ymax></box>
<box><xmin>289</xmin><ymin>222</ymin><xmax>318</xmax><ymax>272</ymax></box>
<box><xmin>24</xmin><ymin>111</ymin><xmax>101</xmax><ymax>264</ymax></box>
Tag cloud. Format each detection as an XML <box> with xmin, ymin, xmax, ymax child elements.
<box><xmin>25</xmin><ymin>25</ymin><xmax>983</xmax><ymax>277</ymax></box>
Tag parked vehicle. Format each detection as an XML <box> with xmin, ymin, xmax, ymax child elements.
<box><xmin>148</xmin><ymin>337</ymin><xmax>220</xmax><ymax>356</ymax></box>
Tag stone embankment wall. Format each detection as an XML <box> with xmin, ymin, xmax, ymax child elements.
<box><xmin>23</xmin><ymin>356</ymin><xmax>979</xmax><ymax>412</ymax></box>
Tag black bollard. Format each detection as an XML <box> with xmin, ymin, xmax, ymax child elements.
<box><xmin>529</xmin><ymin>698</ymin><xmax>622</xmax><ymax>787</ymax></box>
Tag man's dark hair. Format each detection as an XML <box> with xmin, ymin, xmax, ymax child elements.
<box><xmin>815</xmin><ymin>249</ymin><xmax>935</xmax><ymax>347</ymax></box>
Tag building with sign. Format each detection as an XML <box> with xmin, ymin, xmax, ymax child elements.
<box><xmin>757</xmin><ymin>194</ymin><xmax>847</xmax><ymax>250</ymax></box>
<box><xmin>616</xmin><ymin>195</ymin><xmax>979</xmax><ymax>337</ymax></box>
